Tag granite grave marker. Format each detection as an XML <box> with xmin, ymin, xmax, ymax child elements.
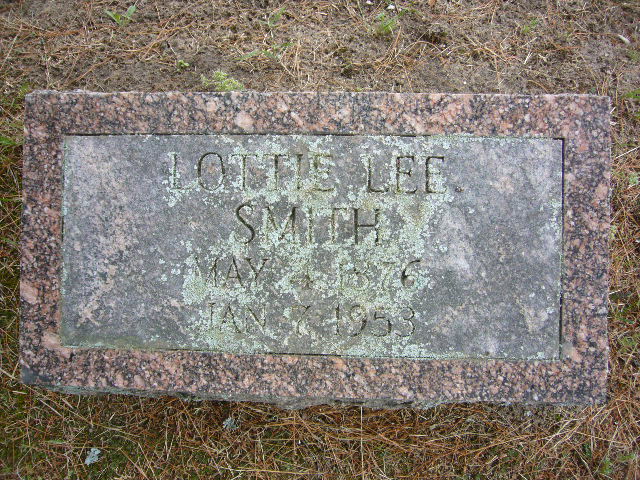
<box><xmin>21</xmin><ymin>92</ymin><xmax>610</xmax><ymax>407</ymax></box>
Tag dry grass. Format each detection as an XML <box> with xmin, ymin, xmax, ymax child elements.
<box><xmin>1</xmin><ymin>0</ymin><xmax>639</xmax><ymax>478</ymax></box>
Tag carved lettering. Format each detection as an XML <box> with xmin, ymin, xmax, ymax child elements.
<box><xmin>331</xmin><ymin>207</ymin><xmax>348</xmax><ymax>242</ymax></box>
<box><xmin>292</xmin><ymin>304</ymin><xmax>311</xmax><ymax>335</ymax></box>
<box><xmin>246</xmin><ymin>305</ymin><xmax>266</xmax><ymax>329</ymax></box>
<box><xmin>168</xmin><ymin>152</ymin><xmax>193</xmax><ymax>191</ymax></box>
<box><xmin>396</xmin><ymin>155</ymin><xmax>417</xmax><ymax>194</ymax></box>
<box><xmin>166</xmin><ymin>150</ymin><xmax>447</xmax><ymax>195</ymax></box>
<box><xmin>346</xmin><ymin>304</ymin><xmax>367</xmax><ymax>336</ymax></box>
<box><xmin>371</xmin><ymin>309</ymin><xmax>391</xmax><ymax>337</ymax></box>
<box><xmin>212</xmin><ymin>301</ymin><xmax>418</xmax><ymax>339</ymax></box>
<box><xmin>230</xmin><ymin>153</ymin><xmax>257</xmax><ymax>190</ymax></box>
<box><xmin>220</xmin><ymin>304</ymin><xmax>242</xmax><ymax>332</ymax></box>
<box><xmin>225</xmin><ymin>257</ymin><xmax>243</xmax><ymax>286</ymax></box>
<box><xmin>195</xmin><ymin>254</ymin><xmax>217</xmax><ymax>283</ymax></box>
<box><xmin>310</xmin><ymin>153</ymin><xmax>335</xmax><ymax>191</ymax></box>
<box><xmin>236</xmin><ymin>202</ymin><xmax>256</xmax><ymax>244</ymax></box>
<box><xmin>396</xmin><ymin>307</ymin><xmax>416</xmax><ymax>337</ymax></box>
<box><xmin>246</xmin><ymin>257</ymin><xmax>269</xmax><ymax>285</ymax></box>
<box><xmin>197</xmin><ymin>152</ymin><xmax>225</xmax><ymax>191</ymax></box>
<box><xmin>366</xmin><ymin>155</ymin><xmax>388</xmax><ymax>193</ymax></box>
<box><xmin>266</xmin><ymin>206</ymin><xmax>297</xmax><ymax>241</ymax></box>
<box><xmin>425</xmin><ymin>156</ymin><xmax>446</xmax><ymax>193</ymax></box>
<box><xmin>353</xmin><ymin>208</ymin><xmax>380</xmax><ymax>245</ymax></box>
<box><xmin>401</xmin><ymin>259</ymin><xmax>421</xmax><ymax>287</ymax></box>
<box><xmin>166</xmin><ymin>141</ymin><xmax>451</xmax><ymax>350</ymax></box>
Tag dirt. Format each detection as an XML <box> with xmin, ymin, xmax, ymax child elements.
<box><xmin>1</xmin><ymin>0</ymin><xmax>639</xmax><ymax>478</ymax></box>
<box><xmin>2</xmin><ymin>0</ymin><xmax>638</xmax><ymax>95</ymax></box>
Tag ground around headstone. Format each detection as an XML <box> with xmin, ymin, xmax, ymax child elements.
<box><xmin>3</xmin><ymin>2</ymin><xmax>639</xmax><ymax>477</ymax></box>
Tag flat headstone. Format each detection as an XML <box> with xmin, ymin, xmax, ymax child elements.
<box><xmin>21</xmin><ymin>92</ymin><xmax>610</xmax><ymax>407</ymax></box>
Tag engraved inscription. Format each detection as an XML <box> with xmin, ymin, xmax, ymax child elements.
<box><xmin>165</xmin><ymin>143</ymin><xmax>447</xmax><ymax>342</ymax></box>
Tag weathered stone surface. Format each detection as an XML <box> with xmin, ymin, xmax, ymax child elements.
<box><xmin>21</xmin><ymin>92</ymin><xmax>610</xmax><ymax>407</ymax></box>
<box><xmin>61</xmin><ymin>134</ymin><xmax>562</xmax><ymax>360</ymax></box>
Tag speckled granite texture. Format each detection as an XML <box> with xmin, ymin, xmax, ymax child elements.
<box><xmin>21</xmin><ymin>92</ymin><xmax>610</xmax><ymax>407</ymax></box>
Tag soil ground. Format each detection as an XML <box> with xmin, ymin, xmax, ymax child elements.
<box><xmin>1</xmin><ymin>0</ymin><xmax>639</xmax><ymax>478</ymax></box>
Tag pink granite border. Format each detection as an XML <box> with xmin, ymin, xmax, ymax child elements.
<box><xmin>20</xmin><ymin>92</ymin><xmax>610</xmax><ymax>406</ymax></box>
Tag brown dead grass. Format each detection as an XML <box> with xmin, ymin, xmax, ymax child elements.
<box><xmin>1</xmin><ymin>0</ymin><xmax>639</xmax><ymax>478</ymax></box>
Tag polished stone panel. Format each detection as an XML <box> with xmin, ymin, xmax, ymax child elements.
<box><xmin>61</xmin><ymin>134</ymin><xmax>562</xmax><ymax>360</ymax></box>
